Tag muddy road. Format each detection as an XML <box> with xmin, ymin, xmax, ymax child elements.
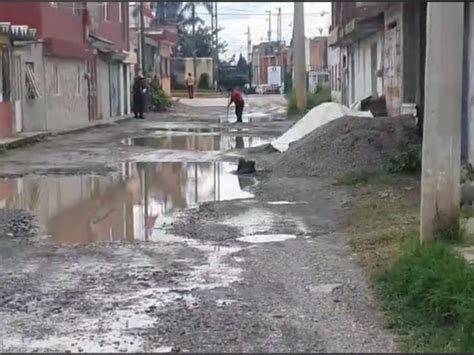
<box><xmin>0</xmin><ymin>96</ymin><xmax>394</xmax><ymax>352</ymax></box>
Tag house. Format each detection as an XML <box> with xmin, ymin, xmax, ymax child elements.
<box><xmin>0</xmin><ymin>23</ymin><xmax>37</xmax><ymax>138</ymax></box>
<box><xmin>328</xmin><ymin>2</ymin><xmax>425</xmax><ymax>116</ymax></box>
<box><xmin>0</xmin><ymin>1</ymin><xmax>132</xmax><ymax>134</ymax></box>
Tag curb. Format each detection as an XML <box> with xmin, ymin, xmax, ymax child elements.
<box><xmin>0</xmin><ymin>115</ymin><xmax>132</xmax><ymax>151</ymax></box>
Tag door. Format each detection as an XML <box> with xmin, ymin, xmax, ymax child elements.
<box><xmin>87</xmin><ymin>57</ymin><xmax>98</xmax><ymax>121</ymax></box>
<box><xmin>109</xmin><ymin>62</ymin><xmax>120</xmax><ymax>117</ymax></box>
<box><xmin>13</xmin><ymin>55</ymin><xmax>22</xmax><ymax>133</ymax></box>
<box><xmin>370</xmin><ymin>42</ymin><xmax>378</xmax><ymax>96</ymax></box>
<box><xmin>384</xmin><ymin>20</ymin><xmax>402</xmax><ymax>116</ymax></box>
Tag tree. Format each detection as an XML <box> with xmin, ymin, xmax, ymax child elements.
<box><xmin>177</xmin><ymin>26</ymin><xmax>227</xmax><ymax>58</ymax></box>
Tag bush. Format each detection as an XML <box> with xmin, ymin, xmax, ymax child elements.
<box><xmin>384</xmin><ymin>144</ymin><xmax>422</xmax><ymax>174</ymax></box>
<box><xmin>198</xmin><ymin>73</ymin><xmax>211</xmax><ymax>90</ymax></box>
<box><xmin>150</xmin><ymin>84</ymin><xmax>172</xmax><ymax>111</ymax></box>
<box><xmin>286</xmin><ymin>85</ymin><xmax>332</xmax><ymax>116</ymax></box>
<box><xmin>378</xmin><ymin>240</ymin><xmax>474</xmax><ymax>351</ymax></box>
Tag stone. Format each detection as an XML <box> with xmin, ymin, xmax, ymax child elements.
<box><xmin>237</xmin><ymin>158</ymin><xmax>256</xmax><ymax>174</ymax></box>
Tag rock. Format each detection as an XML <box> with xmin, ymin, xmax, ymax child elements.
<box><xmin>461</xmin><ymin>182</ymin><xmax>474</xmax><ymax>206</ymax></box>
<box><xmin>237</xmin><ymin>158</ymin><xmax>256</xmax><ymax>174</ymax></box>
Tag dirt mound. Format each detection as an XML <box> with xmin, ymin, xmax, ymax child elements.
<box><xmin>273</xmin><ymin>115</ymin><xmax>420</xmax><ymax>178</ymax></box>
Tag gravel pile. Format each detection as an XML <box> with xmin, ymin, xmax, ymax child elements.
<box><xmin>273</xmin><ymin>115</ymin><xmax>420</xmax><ymax>178</ymax></box>
<box><xmin>0</xmin><ymin>209</ymin><xmax>38</xmax><ymax>239</ymax></box>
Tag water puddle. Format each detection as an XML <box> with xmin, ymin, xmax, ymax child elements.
<box><xmin>0</xmin><ymin>161</ymin><xmax>255</xmax><ymax>245</ymax></box>
<box><xmin>123</xmin><ymin>135</ymin><xmax>271</xmax><ymax>151</ymax></box>
<box><xmin>237</xmin><ymin>234</ymin><xmax>297</xmax><ymax>243</ymax></box>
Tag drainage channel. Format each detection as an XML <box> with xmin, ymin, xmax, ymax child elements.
<box><xmin>0</xmin><ymin>161</ymin><xmax>256</xmax><ymax>245</ymax></box>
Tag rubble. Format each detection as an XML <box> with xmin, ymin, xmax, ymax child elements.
<box><xmin>273</xmin><ymin>115</ymin><xmax>420</xmax><ymax>178</ymax></box>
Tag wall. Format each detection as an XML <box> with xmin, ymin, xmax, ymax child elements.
<box><xmin>13</xmin><ymin>42</ymin><xmax>48</xmax><ymax>132</ymax></box>
<box><xmin>310</xmin><ymin>37</ymin><xmax>328</xmax><ymax>68</ymax></box>
<box><xmin>96</xmin><ymin>57</ymin><xmax>110</xmax><ymax>119</ymax></box>
<box><xmin>328</xmin><ymin>45</ymin><xmax>342</xmax><ymax>102</ymax></box>
<box><xmin>349</xmin><ymin>31</ymin><xmax>383</xmax><ymax>104</ymax></box>
<box><xmin>44</xmin><ymin>56</ymin><xmax>88</xmax><ymax>130</ymax></box>
<box><xmin>88</xmin><ymin>2</ymin><xmax>129</xmax><ymax>51</ymax></box>
<box><xmin>383</xmin><ymin>3</ymin><xmax>403</xmax><ymax>116</ymax></box>
<box><xmin>171</xmin><ymin>58</ymin><xmax>213</xmax><ymax>89</ymax></box>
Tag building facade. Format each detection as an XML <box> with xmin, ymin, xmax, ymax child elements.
<box><xmin>0</xmin><ymin>1</ymin><xmax>132</xmax><ymax>136</ymax></box>
<box><xmin>328</xmin><ymin>2</ymin><xmax>425</xmax><ymax>116</ymax></box>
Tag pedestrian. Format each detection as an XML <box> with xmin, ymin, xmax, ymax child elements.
<box><xmin>185</xmin><ymin>73</ymin><xmax>194</xmax><ymax>99</ymax></box>
<box><xmin>132</xmin><ymin>74</ymin><xmax>147</xmax><ymax>119</ymax></box>
<box><xmin>227</xmin><ymin>86</ymin><xmax>245</xmax><ymax>123</ymax></box>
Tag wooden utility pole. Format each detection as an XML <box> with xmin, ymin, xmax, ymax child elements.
<box><xmin>420</xmin><ymin>2</ymin><xmax>464</xmax><ymax>242</ymax></box>
<box><xmin>293</xmin><ymin>2</ymin><xmax>307</xmax><ymax>112</ymax></box>
<box><xmin>140</xmin><ymin>1</ymin><xmax>145</xmax><ymax>74</ymax></box>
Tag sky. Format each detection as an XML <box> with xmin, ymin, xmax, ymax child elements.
<box><xmin>197</xmin><ymin>2</ymin><xmax>332</xmax><ymax>61</ymax></box>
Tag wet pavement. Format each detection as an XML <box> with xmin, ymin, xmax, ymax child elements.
<box><xmin>0</xmin><ymin>95</ymin><xmax>395</xmax><ymax>352</ymax></box>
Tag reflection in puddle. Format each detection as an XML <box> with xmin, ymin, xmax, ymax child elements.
<box><xmin>123</xmin><ymin>135</ymin><xmax>271</xmax><ymax>151</ymax></box>
<box><xmin>0</xmin><ymin>162</ymin><xmax>255</xmax><ymax>245</ymax></box>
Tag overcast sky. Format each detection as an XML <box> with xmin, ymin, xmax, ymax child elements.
<box><xmin>197</xmin><ymin>2</ymin><xmax>332</xmax><ymax>60</ymax></box>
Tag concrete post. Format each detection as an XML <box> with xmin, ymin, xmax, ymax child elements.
<box><xmin>420</xmin><ymin>2</ymin><xmax>464</xmax><ymax>242</ymax></box>
<box><xmin>293</xmin><ymin>2</ymin><xmax>307</xmax><ymax>112</ymax></box>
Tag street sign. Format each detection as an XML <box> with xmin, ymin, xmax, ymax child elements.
<box><xmin>267</xmin><ymin>66</ymin><xmax>281</xmax><ymax>86</ymax></box>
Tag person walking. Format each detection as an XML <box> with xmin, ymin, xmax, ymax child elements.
<box><xmin>185</xmin><ymin>73</ymin><xmax>195</xmax><ymax>99</ymax></box>
<box><xmin>227</xmin><ymin>86</ymin><xmax>245</xmax><ymax>123</ymax></box>
<box><xmin>132</xmin><ymin>74</ymin><xmax>147</xmax><ymax>119</ymax></box>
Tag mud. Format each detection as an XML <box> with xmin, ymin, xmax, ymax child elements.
<box><xmin>0</xmin><ymin>96</ymin><xmax>395</xmax><ymax>352</ymax></box>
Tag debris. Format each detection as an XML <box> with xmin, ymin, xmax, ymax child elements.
<box><xmin>273</xmin><ymin>115</ymin><xmax>420</xmax><ymax>178</ymax></box>
<box><xmin>237</xmin><ymin>158</ymin><xmax>256</xmax><ymax>174</ymax></box>
<box><xmin>271</xmin><ymin>102</ymin><xmax>373</xmax><ymax>152</ymax></box>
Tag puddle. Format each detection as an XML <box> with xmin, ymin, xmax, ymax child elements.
<box><xmin>123</xmin><ymin>135</ymin><xmax>272</xmax><ymax>151</ymax></box>
<box><xmin>237</xmin><ymin>234</ymin><xmax>297</xmax><ymax>243</ymax></box>
<box><xmin>0</xmin><ymin>161</ymin><xmax>255</xmax><ymax>245</ymax></box>
<box><xmin>266</xmin><ymin>201</ymin><xmax>308</xmax><ymax>205</ymax></box>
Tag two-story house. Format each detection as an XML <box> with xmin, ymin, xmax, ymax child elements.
<box><xmin>0</xmin><ymin>1</ymin><xmax>131</xmax><ymax>134</ymax></box>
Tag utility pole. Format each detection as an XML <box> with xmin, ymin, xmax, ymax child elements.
<box><xmin>293</xmin><ymin>2</ymin><xmax>307</xmax><ymax>112</ymax></box>
<box><xmin>266</xmin><ymin>10</ymin><xmax>272</xmax><ymax>42</ymax></box>
<box><xmin>420</xmin><ymin>2</ymin><xmax>464</xmax><ymax>242</ymax></box>
<box><xmin>192</xmin><ymin>3</ymin><xmax>197</xmax><ymax>81</ymax></box>
<box><xmin>139</xmin><ymin>1</ymin><xmax>145</xmax><ymax>74</ymax></box>
<box><xmin>276</xmin><ymin>7</ymin><xmax>282</xmax><ymax>43</ymax></box>
<box><xmin>214</xmin><ymin>2</ymin><xmax>218</xmax><ymax>89</ymax></box>
<box><xmin>246</xmin><ymin>27</ymin><xmax>251</xmax><ymax>62</ymax></box>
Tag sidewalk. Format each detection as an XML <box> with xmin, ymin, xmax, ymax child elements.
<box><xmin>0</xmin><ymin>115</ymin><xmax>132</xmax><ymax>150</ymax></box>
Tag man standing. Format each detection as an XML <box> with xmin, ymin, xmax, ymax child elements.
<box><xmin>227</xmin><ymin>86</ymin><xmax>245</xmax><ymax>123</ymax></box>
<box><xmin>132</xmin><ymin>75</ymin><xmax>147</xmax><ymax>119</ymax></box>
<box><xmin>185</xmin><ymin>73</ymin><xmax>195</xmax><ymax>99</ymax></box>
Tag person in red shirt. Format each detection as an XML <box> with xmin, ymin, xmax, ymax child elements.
<box><xmin>227</xmin><ymin>87</ymin><xmax>245</xmax><ymax>123</ymax></box>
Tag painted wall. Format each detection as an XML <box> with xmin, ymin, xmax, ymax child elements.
<box><xmin>44</xmin><ymin>56</ymin><xmax>88</xmax><ymax>130</ymax></box>
<box><xmin>171</xmin><ymin>58</ymin><xmax>214</xmax><ymax>89</ymax></box>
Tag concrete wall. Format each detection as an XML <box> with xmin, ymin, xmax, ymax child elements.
<box><xmin>96</xmin><ymin>57</ymin><xmax>110</xmax><ymax>120</ymax></box>
<box><xmin>171</xmin><ymin>58</ymin><xmax>213</xmax><ymax>89</ymax></box>
<box><xmin>44</xmin><ymin>56</ymin><xmax>88</xmax><ymax>130</ymax></box>
<box><xmin>13</xmin><ymin>42</ymin><xmax>48</xmax><ymax>132</ymax></box>
<box><xmin>383</xmin><ymin>3</ymin><xmax>403</xmax><ymax>116</ymax></box>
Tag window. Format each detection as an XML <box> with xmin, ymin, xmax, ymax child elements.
<box><xmin>25</xmin><ymin>62</ymin><xmax>41</xmax><ymax>99</ymax></box>
<box><xmin>72</xmin><ymin>2</ymin><xmax>81</xmax><ymax>16</ymax></box>
<box><xmin>104</xmin><ymin>2</ymin><xmax>109</xmax><ymax>21</ymax></box>
<box><xmin>53</xmin><ymin>63</ymin><xmax>60</xmax><ymax>95</ymax></box>
<box><xmin>76</xmin><ymin>64</ymin><xmax>81</xmax><ymax>95</ymax></box>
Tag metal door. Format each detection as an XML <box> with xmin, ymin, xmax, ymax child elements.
<box><xmin>109</xmin><ymin>62</ymin><xmax>121</xmax><ymax>117</ymax></box>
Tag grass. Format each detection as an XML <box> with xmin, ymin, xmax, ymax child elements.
<box><xmin>346</xmin><ymin>170</ymin><xmax>474</xmax><ymax>352</ymax></box>
<box><xmin>286</xmin><ymin>86</ymin><xmax>331</xmax><ymax>116</ymax></box>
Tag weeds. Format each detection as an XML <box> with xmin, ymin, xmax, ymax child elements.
<box><xmin>384</xmin><ymin>144</ymin><xmax>422</xmax><ymax>174</ymax></box>
<box><xmin>287</xmin><ymin>85</ymin><xmax>331</xmax><ymax>116</ymax></box>
<box><xmin>377</xmin><ymin>240</ymin><xmax>474</xmax><ymax>352</ymax></box>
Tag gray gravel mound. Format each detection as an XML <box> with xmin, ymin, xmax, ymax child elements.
<box><xmin>0</xmin><ymin>209</ymin><xmax>38</xmax><ymax>238</ymax></box>
<box><xmin>273</xmin><ymin>115</ymin><xmax>420</xmax><ymax>178</ymax></box>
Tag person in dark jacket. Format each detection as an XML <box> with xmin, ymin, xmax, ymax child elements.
<box><xmin>132</xmin><ymin>75</ymin><xmax>147</xmax><ymax>119</ymax></box>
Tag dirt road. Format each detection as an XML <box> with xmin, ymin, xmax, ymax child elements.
<box><xmin>0</xmin><ymin>96</ymin><xmax>395</xmax><ymax>352</ymax></box>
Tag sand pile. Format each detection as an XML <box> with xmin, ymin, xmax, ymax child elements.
<box><xmin>273</xmin><ymin>115</ymin><xmax>420</xmax><ymax>178</ymax></box>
